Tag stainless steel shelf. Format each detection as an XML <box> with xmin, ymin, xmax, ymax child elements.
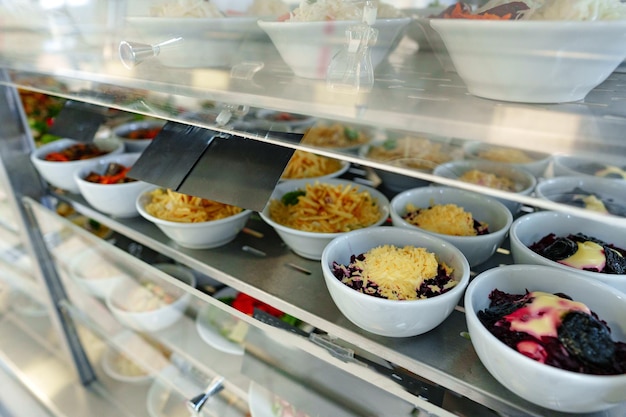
<box><xmin>55</xmin><ymin>190</ymin><xmax>626</xmax><ymax>417</ymax></box>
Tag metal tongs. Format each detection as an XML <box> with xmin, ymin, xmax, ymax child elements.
<box><xmin>326</xmin><ymin>1</ymin><xmax>379</xmax><ymax>93</ymax></box>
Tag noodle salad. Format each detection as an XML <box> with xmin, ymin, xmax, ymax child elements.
<box><xmin>145</xmin><ymin>188</ymin><xmax>243</xmax><ymax>223</ymax></box>
<box><xmin>268</xmin><ymin>181</ymin><xmax>383</xmax><ymax>233</ymax></box>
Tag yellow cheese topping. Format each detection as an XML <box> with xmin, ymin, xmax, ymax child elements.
<box><xmin>560</xmin><ymin>241</ymin><xmax>606</xmax><ymax>271</ymax></box>
<box><xmin>505</xmin><ymin>291</ymin><xmax>590</xmax><ymax>339</ymax></box>
<box><xmin>352</xmin><ymin>245</ymin><xmax>448</xmax><ymax>300</ymax></box>
<box><xmin>407</xmin><ymin>203</ymin><xmax>478</xmax><ymax>236</ymax></box>
<box><xmin>576</xmin><ymin>194</ymin><xmax>608</xmax><ymax>213</ymax></box>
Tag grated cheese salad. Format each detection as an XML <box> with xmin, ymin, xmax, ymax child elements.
<box><xmin>331</xmin><ymin>244</ymin><xmax>457</xmax><ymax>300</ymax></box>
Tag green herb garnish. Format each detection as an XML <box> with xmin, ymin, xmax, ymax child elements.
<box><xmin>281</xmin><ymin>190</ymin><xmax>306</xmax><ymax>206</ymax></box>
<box><xmin>344</xmin><ymin>127</ymin><xmax>359</xmax><ymax>141</ymax></box>
<box><xmin>382</xmin><ymin>139</ymin><xmax>397</xmax><ymax>150</ymax></box>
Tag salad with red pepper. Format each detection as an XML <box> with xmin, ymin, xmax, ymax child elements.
<box><xmin>218</xmin><ymin>291</ymin><xmax>300</xmax><ymax>326</ymax></box>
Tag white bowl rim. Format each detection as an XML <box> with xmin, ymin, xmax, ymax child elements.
<box><xmin>258</xmin><ymin>16</ymin><xmax>412</xmax><ymax>25</ymax></box>
<box><xmin>322</xmin><ymin>226</ymin><xmax>470</xmax><ymax>306</ymax></box>
<box><xmin>462</xmin><ymin>141</ymin><xmax>551</xmax><ymax>162</ymax></box>
<box><xmin>434</xmin><ymin>159</ymin><xmax>537</xmax><ymax>193</ymax></box>
<box><xmin>260</xmin><ymin>179</ymin><xmax>391</xmax><ymax>237</ymax></box>
<box><xmin>280</xmin><ymin>159</ymin><xmax>351</xmax><ymax>182</ymax></box>
<box><xmin>509</xmin><ymin>210</ymin><xmax>626</xmax><ymax>279</ymax></box>
<box><xmin>136</xmin><ymin>186</ymin><xmax>253</xmax><ymax>228</ymax></box>
<box><xmin>106</xmin><ymin>278</ymin><xmax>190</xmax><ymax>317</ymax></box>
<box><xmin>431</xmin><ymin>18</ymin><xmax>626</xmax><ymax>29</ymax></box>
<box><xmin>390</xmin><ymin>185</ymin><xmax>514</xmax><ymax>238</ymax></box>
<box><xmin>31</xmin><ymin>138</ymin><xmax>124</xmax><ymax>165</ymax></box>
<box><xmin>465</xmin><ymin>263</ymin><xmax>626</xmax><ymax>381</ymax></box>
<box><xmin>74</xmin><ymin>152</ymin><xmax>145</xmax><ymax>187</ymax></box>
<box><xmin>536</xmin><ymin>175</ymin><xmax>626</xmax><ymax>195</ymax></box>
<box><xmin>112</xmin><ymin>120</ymin><xmax>166</xmax><ymax>136</ymax></box>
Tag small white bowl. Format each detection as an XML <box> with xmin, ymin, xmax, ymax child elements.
<box><xmin>101</xmin><ymin>330</ymin><xmax>170</xmax><ymax>384</ymax></box>
<box><xmin>74</xmin><ymin>152</ymin><xmax>153</xmax><ymax>218</ymax></box>
<box><xmin>259</xmin><ymin>179</ymin><xmax>390</xmax><ymax>260</ymax></box>
<box><xmin>360</xmin><ymin>135</ymin><xmax>463</xmax><ymax>192</ymax></box>
<box><xmin>463</xmin><ymin>141</ymin><xmax>551</xmax><ymax>178</ymax></box>
<box><xmin>280</xmin><ymin>151</ymin><xmax>350</xmax><ymax>182</ymax></box>
<box><xmin>430</xmin><ymin>19</ymin><xmax>626</xmax><ymax>103</ymax></box>
<box><xmin>465</xmin><ymin>264</ymin><xmax>626</xmax><ymax>413</ymax></box>
<box><xmin>258</xmin><ymin>17</ymin><xmax>411</xmax><ymax>79</ymax></box>
<box><xmin>30</xmin><ymin>138</ymin><xmax>124</xmax><ymax>193</ymax></box>
<box><xmin>69</xmin><ymin>249</ymin><xmax>131</xmax><ymax>299</ymax></box>
<box><xmin>106</xmin><ymin>263</ymin><xmax>196</xmax><ymax>333</ymax></box>
<box><xmin>321</xmin><ymin>226</ymin><xmax>469</xmax><ymax>337</ymax></box>
<box><xmin>433</xmin><ymin>159</ymin><xmax>537</xmax><ymax>215</ymax></box>
<box><xmin>136</xmin><ymin>187</ymin><xmax>253</xmax><ymax>249</ymax></box>
<box><xmin>535</xmin><ymin>176</ymin><xmax>626</xmax><ymax>217</ymax></box>
<box><xmin>509</xmin><ymin>211</ymin><xmax>626</xmax><ymax>295</ymax></box>
<box><xmin>390</xmin><ymin>186</ymin><xmax>513</xmax><ymax>267</ymax></box>
<box><xmin>553</xmin><ymin>154</ymin><xmax>626</xmax><ymax>182</ymax></box>
<box><xmin>111</xmin><ymin>120</ymin><xmax>165</xmax><ymax>153</ymax></box>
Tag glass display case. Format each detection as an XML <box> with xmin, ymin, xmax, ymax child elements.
<box><xmin>1</xmin><ymin>1</ymin><xmax>626</xmax><ymax>417</ymax></box>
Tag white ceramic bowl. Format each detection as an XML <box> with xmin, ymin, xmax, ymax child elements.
<box><xmin>280</xmin><ymin>152</ymin><xmax>350</xmax><ymax>182</ymax></box>
<box><xmin>30</xmin><ymin>138</ymin><xmax>124</xmax><ymax>193</ymax></box>
<box><xmin>125</xmin><ymin>16</ymin><xmax>266</xmax><ymax>68</ymax></box>
<box><xmin>430</xmin><ymin>19</ymin><xmax>626</xmax><ymax>103</ymax></box>
<box><xmin>552</xmin><ymin>154</ymin><xmax>626</xmax><ymax>181</ymax></box>
<box><xmin>390</xmin><ymin>186</ymin><xmax>513</xmax><ymax>267</ymax></box>
<box><xmin>433</xmin><ymin>159</ymin><xmax>537</xmax><ymax>215</ymax></box>
<box><xmin>462</xmin><ymin>141</ymin><xmax>551</xmax><ymax>178</ymax></box>
<box><xmin>535</xmin><ymin>176</ymin><xmax>626</xmax><ymax>217</ymax></box>
<box><xmin>74</xmin><ymin>152</ymin><xmax>153</xmax><ymax>218</ymax></box>
<box><xmin>465</xmin><ymin>264</ymin><xmax>626</xmax><ymax>412</ymax></box>
<box><xmin>136</xmin><ymin>187</ymin><xmax>253</xmax><ymax>249</ymax></box>
<box><xmin>258</xmin><ymin>17</ymin><xmax>411</xmax><ymax>79</ymax></box>
<box><xmin>359</xmin><ymin>136</ymin><xmax>463</xmax><ymax>192</ymax></box>
<box><xmin>101</xmin><ymin>330</ymin><xmax>170</xmax><ymax>384</ymax></box>
<box><xmin>259</xmin><ymin>179</ymin><xmax>390</xmax><ymax>260</ymax></box>
<box><xmin>509</xmin><ymin>210</ymin><xmax>626</xmax><ymax>295</ymax></box>
<box><xmin>106</xmin><ymin>263</ymin><xmax>196</xmax><ymax>333</ymax></box>
<box><xmin>321</xmin><ymin>226</ymin><xmax>469</xmax><ymax>337</ymax></box>
<box><xmin>69</xmin><ymin>249</ymin><xmax>131</xmax><ymax>299</ymax></box>
<box><xmin>111</xmin><ymin>120</ymin><xmax>165</xmax><ymax>153</ymax></box>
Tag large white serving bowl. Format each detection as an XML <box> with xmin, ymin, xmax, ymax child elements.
<box><xmin>30</xmin><ymin>138</ymin><xmax>124</xmax><ymax>193</ymax></box>
<box><xmin>535</xmin><ymin>176</ymin><xmax>626</xmax><ymax>217</ymax></box>
<box><xmin>552</xmin><ymin>154</ymin><xmax>626</xmax><ymax>182</ymax></box>
<box><xmin>390</xmin><ymin>186</ymin><xmax>513</xmax><ymax>267</ymax></box>
<box><xmin>321</xmin><ymin>226</ymin><xmax>469</xmax><ymax>337</ymax></box>
<box><xmin>136</xmin><ymin>187</ymin><xmax>253</xmax><ymax>249</ymax></box>
<box><xmin>111</xmin><ymin>120</ymin><xmax>165</xmax><ymax>154</ymax></box>
<box><xmin>125</xmin><ymin>16</ymin><xmax>266</xmax><ymax>68</ymax></box>
<box><xmin>509</xmin><ymin>211</ymin><xmax>626</xmax><ymax>295</ymax></box>
<box><xmin>257</xmin><ymin>17</ymin><xmax>411</xmax><ymax>79</ymax></box>
<box><xmin>433</xmin><ymin>159</ymin><xmax>537</xmax><ymax>215</ymax></box>
<box><xmin>462</xmin><ymin>141</ymin><xmax>551</xmax><ymax>179</ymax></box>
<box><xmin>465</xmin><ymin>264</ymin><xmax>626</xmax><ymax>413</ymax></box>
<box><xmin>430</xmin><ymin>19</ymin><xmax>626</xmax><ymax>103</ymax></box>
<box><xmin>74</xmin><ymin>152</ymin><xmax>153</xmax><ymax>218</ymax></box>
<box><xmin>69</xmin><ymin>249</ymin><xmax>131</xmax><ymax>299</ymax></box>
<box><xmin>259</xmin><ymin>179</ymin><xmax>390</xmax><ymax>260</ymax></box>
<box><xmin>106</xmin><ymin>263</ymin><xmax>196</xmax><ymax>333</ymax></box>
